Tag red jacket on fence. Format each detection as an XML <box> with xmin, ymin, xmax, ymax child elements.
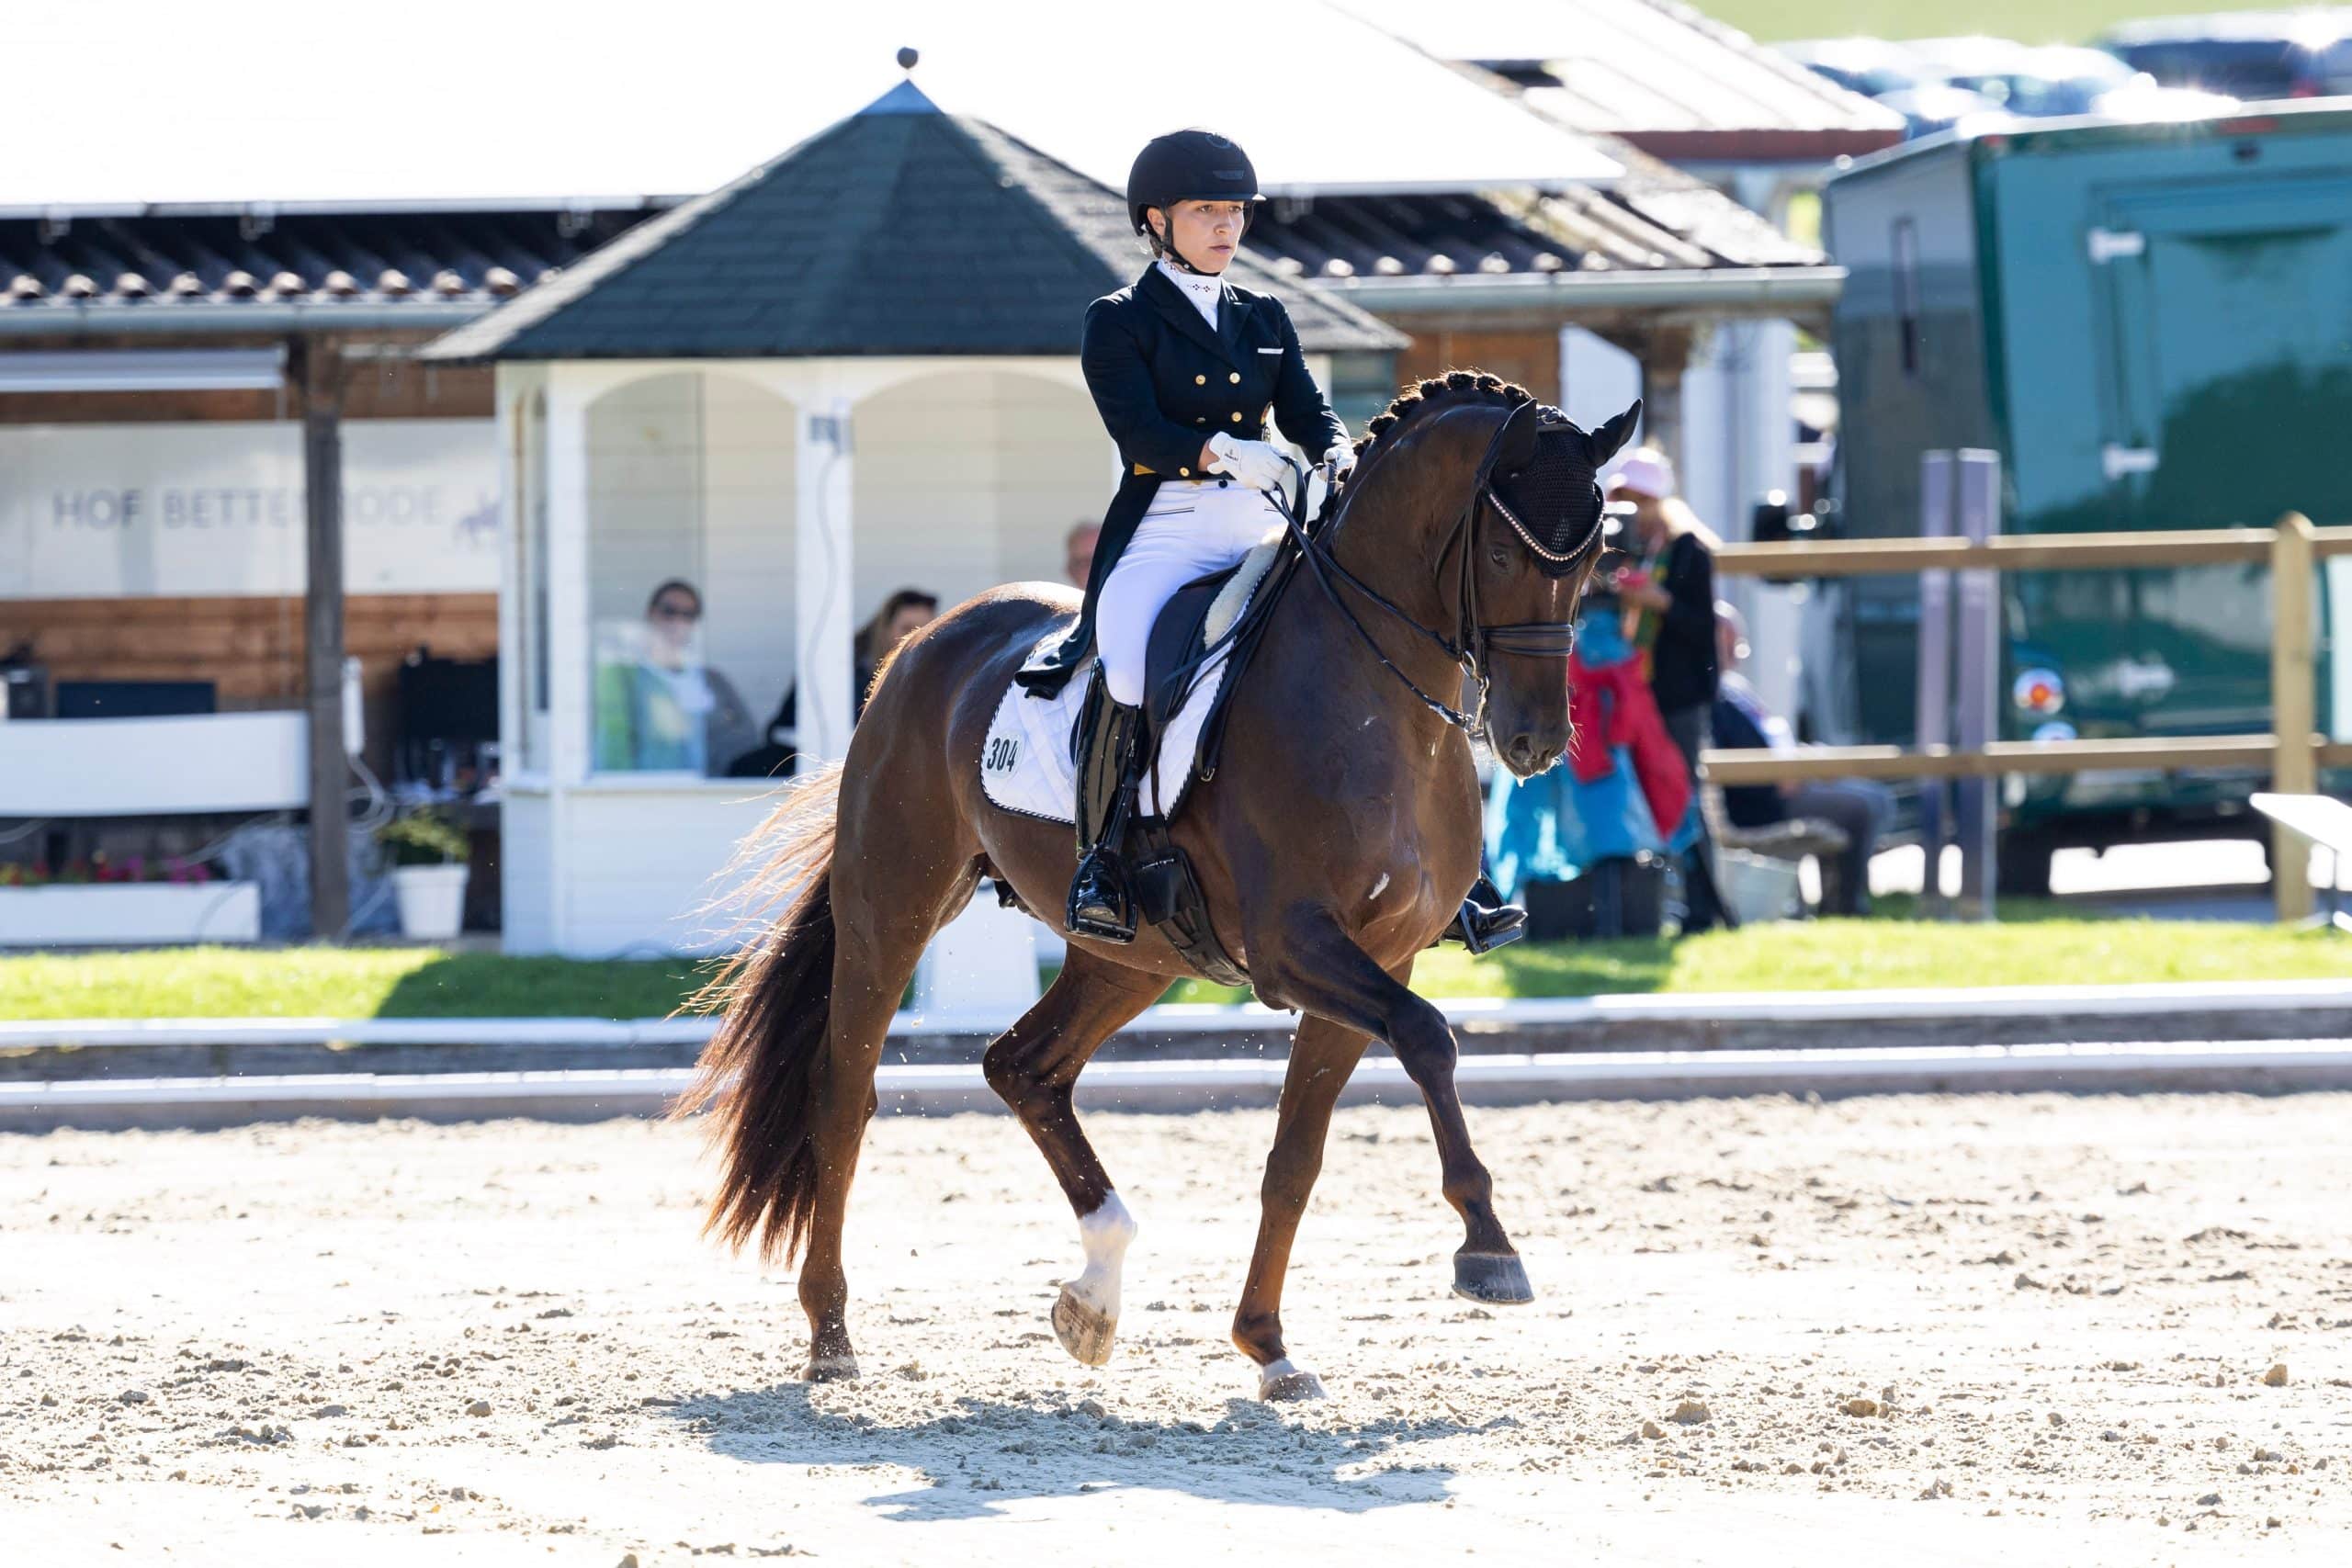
<box><xmin>1566</xmin><ymin>654</ymin><xmax>1692</xmax><ymax>835</ymax></box>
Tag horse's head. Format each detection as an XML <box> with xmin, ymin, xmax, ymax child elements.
<box><xmin>1331</xmin><ymin>374</ymin><xmax>1639</xmax><ymax>777</ymax></box>
<box><xmin>1464</xmin><ymin>395</ymin><xmax>1641</xmax><ymax>777</ymax></box>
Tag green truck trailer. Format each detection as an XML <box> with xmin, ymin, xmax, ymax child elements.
<box><xmin>1821</xmin><ymin>102</ymin><xmax>2352</xmax><ymax>893</ymax></box>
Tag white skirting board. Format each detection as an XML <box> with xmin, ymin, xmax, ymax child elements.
<box><xmin>0</xmin><ymin>883</ymin><xmax>262</xmax><ymax>946</ymax></box>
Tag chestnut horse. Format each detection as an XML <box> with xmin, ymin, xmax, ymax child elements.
<box><xmin>678</xmin><ymin>373</ymin><xmax>1636</xmax><ymax>1401</ymax></box>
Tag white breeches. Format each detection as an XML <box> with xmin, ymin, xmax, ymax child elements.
<box><xmin>1097</xmin><ymin>479</ymin><xmax>1285</xmax><ymax>706</ymax></box>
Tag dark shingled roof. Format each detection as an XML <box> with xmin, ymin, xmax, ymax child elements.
<box><xmin>0</xmin><ymin>206</ymin><xmax>645</xmax><ymax>318</ymax></box>
<box><xmin>421</xmin><ymin>83</ymin><xmax>1401</xmax><ymax>364</ymax></box>
<box><xmin>1251</xmin><ymin>140</ymin><xmax>1821</xmax><ymax>283</ymax></box>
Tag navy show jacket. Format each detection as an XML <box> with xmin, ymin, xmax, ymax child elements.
<box><xmin>1017</xmin><ymin>264</ymin><xmax>1346</xmax><ymax>696</ymax></box>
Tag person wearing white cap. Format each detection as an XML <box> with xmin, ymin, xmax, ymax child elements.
<box><xmin>1606</xmin><ymin>446</ymin><xmax>1730</xmax><ymax>931</ymax></box>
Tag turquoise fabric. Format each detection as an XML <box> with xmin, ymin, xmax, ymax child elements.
<box><xmin>1483</xmin><ymin>600</ymin><xmax>1698</xmax><ymax>904</ymax></box>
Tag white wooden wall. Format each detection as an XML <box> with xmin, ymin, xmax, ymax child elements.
<box><xmin>582</xmin><ymin>371</ymin><xmax>799</xmax><ymax>727</ymax></box>
<box><xmin>854</xmin><ymin>369</ymin><xmax>1102</xmax><ymax>617</ymax></box>
<box><xmin>498</xmin><ymin>355</ymin><xmax>1102</xmax><ymax>956</ymax></box>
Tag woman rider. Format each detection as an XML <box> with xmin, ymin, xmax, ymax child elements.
<box><xmin>1020</xmin><ymin>128</ymin><xmax>1520</xmax><ymax>952</ymax></box>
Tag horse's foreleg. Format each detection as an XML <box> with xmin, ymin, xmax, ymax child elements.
<box><xmin>981</xmin><ymin>947</ymin><xmax>1168</xmax><ymax>1367</ymax></box>
<box><xmin>1256</xmin><ymin>915</ymin><xmax>1531</xmax><ymax>1308</ymax></box>
<box><xmin>1231</xmin><ymin>1013</ymin><xmax>1371</xmax><ymax>1401</ymax></box>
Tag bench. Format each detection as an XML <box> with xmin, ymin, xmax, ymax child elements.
<box><xmin>1700</xmin><ymin>780</ymin><xmax>1852</xmax><ymax>922</ymax></box>
<box><xmin>2252</xmin><ymin>792</ymin><xmax>2352</xmax><ymax>932</ymax></box>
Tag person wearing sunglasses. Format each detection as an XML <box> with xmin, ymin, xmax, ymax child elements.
<box><xmin>594</xmin><ymin>578</ymin><xmax>757</xmax><ymax>774</ymax></box>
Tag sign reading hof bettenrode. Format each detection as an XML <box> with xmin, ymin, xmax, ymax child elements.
<box><xmin>0</xmin><ymin>419</ymin><xmax>498</xmax><ymax>598</ymax></box>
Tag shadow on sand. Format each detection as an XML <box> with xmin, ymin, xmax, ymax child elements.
<box><xmin>669</xmin><ymin>1382</ymin><xmax>1504</xmax><ymax>1520</ymax></box>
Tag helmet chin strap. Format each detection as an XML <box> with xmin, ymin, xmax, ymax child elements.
<box><xmin>1150</xmin><ymin>208</ymin><xmax>1223</xmax><ymax>276</ymax></box>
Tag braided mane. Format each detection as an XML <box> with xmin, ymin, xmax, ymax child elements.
<box><xmin>1351</xmin><ymin>370</ymin><xmax>1537</xmax><ymax>461</ymax></box>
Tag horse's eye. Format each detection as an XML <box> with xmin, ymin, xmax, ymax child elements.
<box><xmin>1487</xmin><ymin>542</ymin><xmax>1513</xmax><ymax>570</ymax></box>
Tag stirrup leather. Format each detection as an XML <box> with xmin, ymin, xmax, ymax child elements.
<box><xmin>1066</xmin><ymin>680</ymin><xmax>1145</xmax><ymax>942</ymax></box>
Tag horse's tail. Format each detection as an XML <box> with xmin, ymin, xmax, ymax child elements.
<box><xmin>670</xmin><ymin>760</ymin><xmax>845</xmax><ymax>1266</ymax></box>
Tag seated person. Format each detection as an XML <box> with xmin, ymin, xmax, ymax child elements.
<box><xmin>854</xmin><ymin>590</ymin><xmax>938</xmax><ymax>710</ymax></box>
<box><xmin>594</xmin><ymin>579</ymin><xmax>758</xmax><ymax>775</ymax></box>
<box><xmin>731</xmin><ymin>588</ymin><xmax>939</xmax><ymax>779</ymax></box>
<box><xmin>1065</xmin><ymin>522</ymin><xmax>1100</xmax><ymax>590</ymax></box>
<box><xmin>1710</xmin><ymin>601</ymin><xmax>1892</xmax><ymax>916</ymax></box>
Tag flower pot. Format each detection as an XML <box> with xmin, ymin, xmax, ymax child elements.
<box><xmin>390</xmin><ymin>863</ymin><xmax>470</xmax><ymax>941</ymax></box>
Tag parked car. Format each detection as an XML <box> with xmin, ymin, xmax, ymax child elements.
<box><xmin>1903</xmin><ymin>34</ymin><xmax>2037</xmax><ymax>86</ymax></box>
<box><xmin>1871</xmin><ymin>82</ymin><xmax>2013</xmax><ymax>140</ymax></box>
<box><xmin>1777</xmin><ymin>38</ymin><xmax>1931</xmax><ymax>98</ymax></box>
<box><xmin>2100</xmin><ymin>11</ymin><xmax>2352</xmax><ymax>100</ymax></box>
<box><xmin>1920</xmin><ymin>41</ymin><xmax>2235</xmax><ymax>119</ymax></box>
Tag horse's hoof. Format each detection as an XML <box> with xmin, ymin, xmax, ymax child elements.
<box><xmin>1258</xmin><ymin>1364</ymin><xmax>1327</xmax><ymax>1403</ymax></box>
<box><xmin>1453</xmin><ymin>1251</ymin><xmax>1535</xmax><ymax>1304</ymax></box>
<box><xmin>802</xmin><ymin>1353</ymin><xmax>861</xmax><ymax>1382</ymax></box>
<box><xmin>1052</xmin><ymin>1284</ymin><xmax>1117</xmax><ymax>1367</ymax></box>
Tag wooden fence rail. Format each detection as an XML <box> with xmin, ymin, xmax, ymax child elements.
<box><xmin>1701</xmin><ymin>513</ymin><xmax>2336</xmax><ymax>921</ymax></box>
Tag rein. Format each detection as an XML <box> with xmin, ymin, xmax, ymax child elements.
<box><xmin>1272</xmin><ymin>401</ymin><xmax>1600</xmax><ymax>732</ymax></box>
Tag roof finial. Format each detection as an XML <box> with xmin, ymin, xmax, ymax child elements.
<box><xmin>859</xmin><ymin>51</ymin><xmax>937</xmax><ymax>115</ymax></box>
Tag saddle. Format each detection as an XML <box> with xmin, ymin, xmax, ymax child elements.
<box><xmin>1137</xmin><ymin>534</ymin><xmax>1294</xmax><ymax>795</ymax></box>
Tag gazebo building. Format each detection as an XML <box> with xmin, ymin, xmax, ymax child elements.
<box><xmin>423</xmin><ymin>81</ymin><xmax>1401</xmax><ymax>956</ymax></box>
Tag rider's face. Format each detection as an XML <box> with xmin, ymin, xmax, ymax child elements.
<box><xmin>1155</xmin><ymin>200</ymin><xmax>1247</xmax><ymax>272</ymax></box>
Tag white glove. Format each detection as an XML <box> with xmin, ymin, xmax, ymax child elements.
<box><xmin>1206</xmin><ymin>432</ymin><xmax>1292</xmax><ymax>492</ymax></box>
<box><xmin>1322</xmin><ymin>440</ymin><xmax>1358</xmax><ymax>479</ymax></box>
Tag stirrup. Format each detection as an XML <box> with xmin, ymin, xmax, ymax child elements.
<box><xmin>1442</xmin><ymin>898</ymin><xmax>1528</xmax><ymax>954</ymax></box>
<box><xmin>1439</xmin><ymin>873</ymin><xmax>1527</xmax><ymax>954</ymax></box>
<box><xmin>1066</xmin><ymin>848</ymin><xmax>1138</xmax><ymax>942</ymax></box>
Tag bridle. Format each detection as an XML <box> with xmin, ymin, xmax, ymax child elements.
<box><xmin>1274</xmin><ymin>400</ymin><xmax>1604</xmax><ymax>732</ymax></box>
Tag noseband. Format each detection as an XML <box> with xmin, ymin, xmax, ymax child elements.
<box><xmin>1278</xmin><ymin>400</ymin><xmax>1602</xmax><ymax>731</ymax></box>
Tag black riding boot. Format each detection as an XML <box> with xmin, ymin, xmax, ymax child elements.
<box><xmin>1066</xmin><ymin>694</ymin><xmax>1146</xmax><ymax>942</ymax></box>
<box><xmin>1440</xmin><ymin>872</ymin><xmax>1529</xmax><ymax>954</ymax></box>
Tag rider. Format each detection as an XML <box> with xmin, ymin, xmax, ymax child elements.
<box><xmin>1023</xmin><ymin>128</ymin><xmax>1521</xmax><ymax>953</ymax></box>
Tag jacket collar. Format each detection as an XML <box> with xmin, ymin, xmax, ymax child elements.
<box><xmin>1137</xmin><ymin>265</ymin><xmax>1245</xmax><ymax>367</ymax></box>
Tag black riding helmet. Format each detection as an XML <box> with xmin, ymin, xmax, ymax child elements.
<box><xmin>1126</xmin><ymin>130</ymin><xmax>1263</xmax><ymax>274</ymax></box>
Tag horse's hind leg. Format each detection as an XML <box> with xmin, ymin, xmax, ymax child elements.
<box><xmin>797</xmin><ymin>827</ymin><xmax>979</xmax><ymax>1382</ymax></box>
<box><xmin>1254</xmin><ymin>913</ymin><xmax>1532</xmax><ymax>1308</ymax></box>
<box><xmin>982</xmin><ymin>947</ymin><xmax>1169</xmax><ymax>1368</ymax></box>
<box><xmin>1231</xmin><ymin>1014</ymin><xmax>1372</xmax><ymax>1401</ymax></box>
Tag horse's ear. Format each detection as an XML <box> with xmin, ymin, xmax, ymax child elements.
<box><xmin>1495</xmin><ymin>400</ymin><xmax>1544</xmax><ymax>472</ymax></box>
<box><xmin>1587</xmin><ymin>399</ymin><xmax>1643</xmax><ymax>467</ymax></box>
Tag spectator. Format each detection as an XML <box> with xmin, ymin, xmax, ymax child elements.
<box><xmin>594</xmin><ymin>579</ymin><xmax>758</xmax><ymax>775</ymax></box>
<box><xmin>1711</xmin><ymin>602</ymin><xmax>1894</xmax><ymax>916</ymax></box>
<box><xmin>1608</xmin><ymin>447</ymin><xmax>1728</xmax><ymax>930</ymax></box>
<box><xmin>853</xmin><ymin>588</ymin><xmax>939</xmax><ymax>711</ymax></box>
<box><xmin>1065</xmin><ymin>521</ymin><xmax>1101</xmax><ymax>589</ymax></box>
<box><xmin>735</xmin><ymin>588</ymin><xmax>941</xmax><ymax>780</ymax></box>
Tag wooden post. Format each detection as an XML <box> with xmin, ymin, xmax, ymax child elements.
<box><xmin>1952</xmin><ymin>449</ymin><xmax>2004</xmax><ymax>920</ymax></box>
<box><xmin>2272</xmin><ymin>512</ymin><xmax>2318</xmax><ymax>923</ymax></box>
<box><xmin>293</xmin><ymin>335</ymin><xmax>351</xmax><ymax>941</ymax></box>
<box><xmin>1633</xmin><ymin>331</ymin><xmax>1690</xmax><ymax>471</ymax></box>
<box><xmin>1915</xmin><ymin>452</ymin><xmax>1954</xmax><ymax>917</ymax></box>
<box><xmin>793</xmin><ymin>397</ymin><xmax>856</xmax><ymax>764</ymax></box>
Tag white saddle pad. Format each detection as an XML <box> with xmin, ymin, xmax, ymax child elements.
<box><xmin>983</xmin><ymin>537</ymin><xmax>1282</xmax><ymax>824</ymax></box>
